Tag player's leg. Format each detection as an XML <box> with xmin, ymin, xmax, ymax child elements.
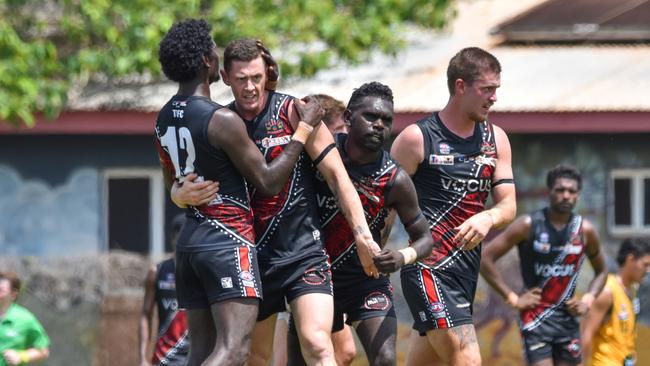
<box><xmin>248</xmin><ymin>307</ymin><xmax>279</xmax><ymax>366</ymax></box>
<box><xmin>272</xmin><ymin>312</ymin><xmax>290</xmax><ymax>366</ymax></box>
<box><xmin>354</xmin><ymin>316</ymin><xmax>397</xmax><ymax>366</ymax></box>
<box><xmin>291</xmin><ymin>292</ymin><xmax>335</xmax><ymax>365</ymax></box>
<box><xmin>202</xmin><ymin>297</ymin><xmax>259</xmax><ymax>366</ymax></box>
<box><xmin>425</xmin><ymin>325</ymin><xmax>481</xmax><ymax>366</ymax></box>
<box><xmin>331</xmin><ymin>325</ymin><xmax>356</xmax><ymax>366</ymax></box>
<box><xmin>404</xmin><ymin>330</ymin><xmax>441</xmax><ymax>366</ymax></box>
<box><xmin>286</xmin><ymin>314</ymin><xmax>308</xmax><ymax>366</ymax></box>
<box><xmin>185</xmin><ymin>308</ymin><xmax>217</xmax><ymax>366</ymax></box>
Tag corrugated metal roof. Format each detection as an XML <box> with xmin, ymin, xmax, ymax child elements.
<box><xmin>68</xmin><ymin>0</ymin><xmax>650</xmax><ymax>114</ymax></box>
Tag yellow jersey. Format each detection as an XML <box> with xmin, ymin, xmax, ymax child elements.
<box><xmin>591</xmin><ymin>274</ymin><xmax>638</xmax><ymax>366</ymax></box>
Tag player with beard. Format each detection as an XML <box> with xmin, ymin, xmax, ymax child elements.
<box><xmin>173</xmin><ymin>39</ymin><xmax>381</xmax><ymax>366</ymax></box>
<box><xmin>286</xmin><ymin>82</ymin><xmax>434</xmax><ymax>366</ymax></box>
<box><xmin>481</xmin><ymin>165</ymin><xmax>606</xmax><ymax>366</ymax></box>
<box><xmin>155</xmin><ymin>20</ymin><xmax>324</xmax><ymax>366</ymax></box>
<box><xmin>390</xmin><ymin>47</ymin><xmax>517</xmax><ymax>366</ymax></box>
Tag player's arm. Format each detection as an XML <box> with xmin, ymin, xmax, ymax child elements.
<box><xmin>206</xmin><ymin>99</ymin><xmax>321</xmax><ymax>197</ymax></box>
<box><xmin>373</xmin><ymin>170</ymin><xmax>434</xmax><ymax>274</ymax></box>
<box><xmin>581</xmin><ymin>286</ymin><xmax>612</xmax><ymax>361</ymax></box>
<box><xmin>567</xmin><ymin>220</ymin><xmax>607</xmax><ymax>316</ymax></box>
<box><xmin>480</xmin><ymin>215</ymin><xmax>541</xmax><ymax>309</ymax></box>
<box><xmin>455</xmin><ymin>125</ymin><xmax>516</xmax><ymax>250</ymax></box>
<box><xmin>290</xmin><ymin>105</ymin><xmax>381</xmax><ymax>278</ymax></box>
<box><xmin>390</xmin><ymin>124</ymin><xmax>425</xmax><ymax>176</ymax></box>
<box><xmin>380</xmin><ymin>210</ymin><xmax>397</xmax><ymax>248</ymax></box>
<box><xmin>138</xmin><ymin>265</ymin><xmax>157</xmax><ymax>366</ymax></box>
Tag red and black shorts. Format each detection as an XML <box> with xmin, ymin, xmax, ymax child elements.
<box><xmin>332</xmin><ymin>276</ymin><xmax>395</xmax><ymax>332</ymax></box>
<box><xmin>400</xmin><ymin>264</ymin><xmax>477</xmax><ymax>334</ymax></box>
<box><xmin>520</xmin><ymin>315</ymin><xmax>581</xmax><ymax>364</ymax></box>
<box><xmin>175</xmin><ymin>244</ymin><xmax>262</xmax><ymax>309</ymax></box>
<box><xmin>257</xmin><ymin>252</ymin><xmax>333</xmax><ymax>321</ymax></box>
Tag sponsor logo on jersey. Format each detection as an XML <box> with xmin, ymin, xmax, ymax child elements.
<box><xmin>563</xmin><ymin>244</ymin><xmax>583</xmax><ymax>255</ymax></box>
<box><xmin>529</xmin><ymin>342</ymin><xmax>546</xmax><ymax>351</ymax></box>
<box><xmin>239</xmin><ymin>271</ymin><xmax>255</xmax><ymax>287</ymax></box>
<box><xmin>261</xmin><ymin>135</ymin><xmax>291</xmax><ymax>148</ymax></box>
<box><xmin>439</xmin><ymin>142</ymin><xmax>451</xmax><ymax>154</ymax></box>
<box><xmin>441</xmin><ymin>177</ymin><xmax>491</xmax><ymax>193</ymax></box>
<box><xmin>221</xmin><ymin>277</ymin><xmax>233</xmax><ymax>289</ymax></box>
<box><xmin>456</xmin><ymin>302</ymin><xmax>470</xmax><ymax>308</ymax></box>
<box><xmin>265</xmin><ymin>119</ymin><xmax>285</xmax><ymax>134</ymax></box>
<box><xmin>419</xmin><ymin>311</ymin><xmax>427</xmax><ymax>321</ymax></box>
<box><xmin>429</xmin><ymin>154</ymin><xmax>454</xmax><ymax>166</ymax></box>
<box><xmin>364</xmin><ymin>292</ymin><xmax>390</xmax><ymax>310</ymax></box>
<box><xmin>312</xmin><ymin>230</ymin><xmax>321</xmax><ymax>241</ymax></box>
<box><xmin>303</xmin><ymin>268</ymin><xmax>327</xmax><ymax>285</ymax></box>
<box><xmin>161</xmin><ymin>297</ymin><xmax>178</xmax><ymax>311</ymax></box>
<box><xmin>159</xmin><ymin>273</ymin><xmax>176</xmax><ymax>290</ymax></box>
<box><xmin>619</xmin><ymin>303</ymin><xmax>629</xmax><ymax>321</ymax></box>
<box><xmin>533</xmin><ymin>233</ymin><xmax>551</xmax><ymax>254</ymax></box>
<box><xmin>480</xmin><ymin>142</ymin><xmax>496</xmax><ymax>155</ymax></box>
<box><xmin>474</xmin><ymin>155</ymin><xmax>497</xmax><ymax>167</ymax></box>
<box><xmin>534</xmin><ymin>263</ymin><xmax>575</xmax><ymax>277</ymax></box>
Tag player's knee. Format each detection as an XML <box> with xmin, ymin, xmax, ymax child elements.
<box><xmin>222</xmin><ymin>343</ymin><xmax>252</xmax><ymax>366</ymax></box>
<box><xmin>334</xmin><ymin>344</ymin><xmax>356</xmax><ymax>366</ymax></box>
<box><xmin>300</xmin><ymin>329</ymin><xmax>333</xmax><ymax>361</ymax></box>
<box><xmin>461</xmin><ymin>349</ymin><xmax>481</xmax><ymax>366</ymax></box>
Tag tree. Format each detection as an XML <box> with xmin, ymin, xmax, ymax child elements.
<box><xmin>0</xmin><ymin>0</ymin><xmax>454</xmax><ymax>126</ymax></box>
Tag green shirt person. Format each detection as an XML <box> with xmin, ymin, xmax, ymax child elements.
<box><xmin>0</xmin><ymin>272</ymin><xmax>49</xmax><ymax>366</ymax></box>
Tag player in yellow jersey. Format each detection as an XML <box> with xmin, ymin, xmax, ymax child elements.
<box><xmin>582</xmin><ymin>238</ymin><xmax>650</xmax><ymax>365</ymax></box>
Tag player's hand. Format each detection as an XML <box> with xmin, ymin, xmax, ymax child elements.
<box><xmin>373</xmin><ymin>249</ymin><xmax>405</xmax><ymax>274</ymax></box>
<box><xmin>454</xmin><ymin>211</ymin><xmax>493</xmax><ymax>251</ymax></box>
<box><xmin>2</xmin><ymin>350</ymin><xmax>21</xmax><ymax>366</ymax></box>
<box><xmin>514</xmin><ymin>287</ymin><xmax>542</xmax><ymax>310</ymax></box>
<box><xmin>257</xmin><ymin>40</ymin><xmax>279</xmax><ymax>91</ymax></box>
<box><xmin>566</xmin><ymin>296</ymin><xmax>589</xmax><ymax>316</ymax></box>
<box><xmin>294</xmin><ymin>96</ymin><xmax>324</xmax><ymax>127</ymax></box>
<box><xmin>354</xmin><ymin>230</ymin><xmax>381</xmax><ymax>278</ymax></box>
<box><xmin>171</xmin><ymin>173</ymin><xmax>220</xmax><ymax>208</ymax></box>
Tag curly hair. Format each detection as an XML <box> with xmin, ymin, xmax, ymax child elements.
<box><xmin>223</xmin><ymin>38</ymin><xmax>262</xmax><ymax>73</ymax></box>
<box><xmin>347</xmin><ymin>82</ymin><xmax>394</xmax><ymax>110</ymax></box>
<box><xmin>447</xmin><ymin>47</ymin><xmax>501</xmax><ymax>95</ymax></box>
<box><xmin>546</xmin><ymin>164</ymin><xmax>582</xmax><ymax>190</ymax></box>
<box><xmin>159</xmin><ymin>19</ymin><xmax>214</xmax><ymax>82</ymax></box>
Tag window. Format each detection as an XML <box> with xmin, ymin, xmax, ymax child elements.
<box><xmin>103</xmin><ymin>169</ymin><xmax>165</xmax><ymax>256</ymax></box>
<box><xmin>609</xmin><ymin>169</ymin><xmax>650</xmax><ymax>235</ymax></box>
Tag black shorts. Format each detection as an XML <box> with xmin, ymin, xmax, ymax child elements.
<box><xmin>175</xmin><ymin>244</ymin><xmax>262</xmax><ymax>309</ymax></box>
<box><xmin>400</xmin><ymin>264</ymin><xmax>477</xmax><ymax>334</ymax></box>
<box><xmin>332</xmin><ymin>276</ymin><xmax>395</xmax><ymax>332</ymax></box>
<box><xmin>257</xmin><ymin>252</ymin><xmax>333</xmax><ymax>321</ymax></box>
<box><xmin>521</xmin><ymin>315</ymin><xmax>581</xmax><ymax>364</ymax></box>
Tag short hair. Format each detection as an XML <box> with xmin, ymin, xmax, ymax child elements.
<box><xmin>0</xmin><ymin>271</ymin><xmax>21</xmax><ymax>293</ymax></box>
<box><xmin>223</xmin><ymin>38</ymin><xmax>262</xmax><ymax>73</ymax></box>
<box><xmin>347</xmin><ymin>82</ymin><xmax>394</xmax><ymax>110</ymax></box>
<box><xmin>159</xmin><ymin>19</ymin><xmax>214</xmax><ymax>82</ymax></box>
<box><xmin>616</xmin><ymin>238</ymin><xmax>650</xmax><ymax>266</ymax></box>
<box><xmin>312</xmin><ymin>94</ymin><xmax>345</xmax><ymax>127</ymax></box>
<box><xmin>447</xmin><ymin>47</ymin><xmax>501</xmax><ymax>95</ymax></box>
<box><xmin>546</xmin><ymin>164</ymin><xmax>582</xmax><ymax>190</ymax></box>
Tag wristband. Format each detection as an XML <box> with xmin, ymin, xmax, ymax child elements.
<box><xmin>291</xmin><ymin>121</ymin><xmax>314</xmax><ymax>144</ymax></box>
<box><xmin>19</xmin><ymin>351</ymin><xmax>29</xmax><ymax>364</ymax></box>
<box><xmin>398</xmin><ymin>247</ymin><xmax>418</xmax><ymax>265</ymax></box>
<box><xmin>506</xmin><ymin>291</ymin><xmax>519</xmax><ymax>308</ymax></box>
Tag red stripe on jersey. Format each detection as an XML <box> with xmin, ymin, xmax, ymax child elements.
<box><xmin>152</xmin><ymin>310</ymin><xmax>187</xmax><ymax>364</ymax></box>
<box><xmin>421</xmin><ymin>269</ymin><xmax>448</xmax><ymax>328</ymax></box>
<box><xmin>238</xmin><ymin>246</ymin><xmax>257</xmax><ymax>297</ymax></box>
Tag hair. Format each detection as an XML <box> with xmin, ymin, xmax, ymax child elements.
<box><xmin>616</xmin><ymin>238</ymin><xmax>650</xmax><ymax>266</ymax></box>
<box><xmin>447</xmin><ymin>47</ymin><xmax>501</xmax><ymax>95</ymax></box>
<box><xmin>0</xmin><ymin>271</ymin><xmax>21</xmax><ymax>294</ymax></box>
<box><xmin>159</xmin><ymin>19</ymin><xmax>214</xmax><ymax>82</ymax></box>
<box><xmin>223</xmin><ymin>38</ymin><xmax>263</xmax><ymax>73</ymax></box>
<box><xmin>546</xmin><ymin>164</ymin><xmax>582</xmax><ymax>190</ymax></box>
<box><xmin>312</xmin><ymin>94</ymin><xmax>345</xmax><ymax>127</ymax></box>
<box><xmin>346</xmin><ymin>82</ymin><xmax>394</xmax><ymax>110</ymax></box>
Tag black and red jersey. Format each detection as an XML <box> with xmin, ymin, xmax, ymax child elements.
<box><xmin>517</xmin><ymin>208</ymin><xmax>586</xmax><ymax>331</ymax></box>
<box><xmin>155</xmin><ymin>95</ymin><xmax>255</xmax><ymax>251</ymax></box>
<box><xmin>152</xmin><ymin>258</ymin><xmax>188</xmax><ymax>366</ymax></box>
<box><xmin>228</xmin><ymin>91</ymin><xmax>322</xmax><ymax>266</ymax></box>
<box><xmin>316</xmin><ymin>134</ymin><xmax>399</xmax><ymax>284</ymax></box>
<box><xmin>412</xmin><ymin>113</ymin><xmax>497</xmax><ymax>278</ymax></box>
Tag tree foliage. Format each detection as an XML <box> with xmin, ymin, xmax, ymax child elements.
<box><xmin>0</xmin><ymin>0</ymin><xmax>454</xmax><ymax>126</ymax></box>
